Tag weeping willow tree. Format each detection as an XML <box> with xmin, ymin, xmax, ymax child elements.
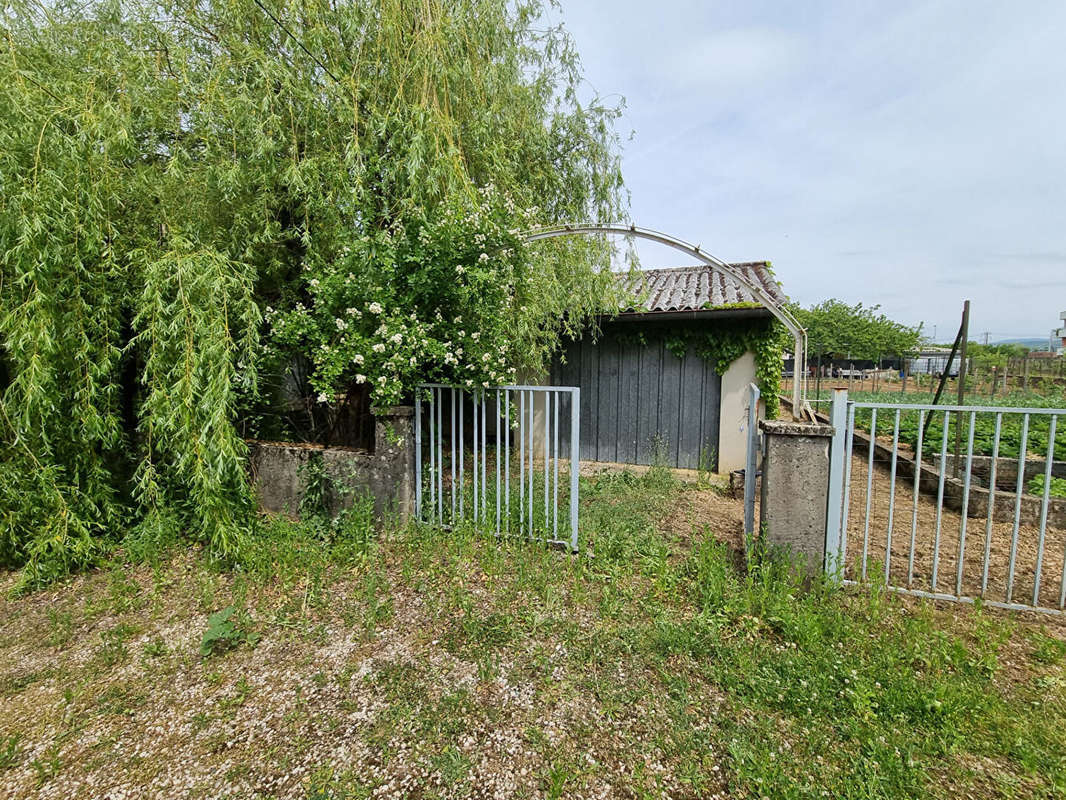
<box><xmin>0</xmin><ymin>0</ymin><xmax>627</xmax><ymax>585</ymax></box>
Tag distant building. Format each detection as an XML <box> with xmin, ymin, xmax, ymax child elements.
<box><xmin>908</xmin><ymin>347</ymin><xmax>964</xmax><ymax>377</ymax></box>
<box><xmin>1055</xmin><ymin>311</ymin><xmax>1066</xmax><ymax>351</ymax></box>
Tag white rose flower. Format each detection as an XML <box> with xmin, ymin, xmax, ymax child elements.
<box><xmin>389</xmin><ymin>333</ymin><xmax>403</xmax><ymax>345</ymax></box>
<box><xmin>353</xmin><ymin>354</ymin><xmax>364</xmax><ymax>365</ymax></box>
<box><xmin>471</xmin><ymin>332</ymin><xmax>480</xmax><ymax>341</ymax></box>
<box><xmin>309</xmin><ymin>278</ymin><xmax>320</xmax><ymax>288</ymax></box>
<box><xmin>478</xmin><ymin>252</ymin><xmax>489</xmax><ymax>263</ymax></box>
<box><xmin>456</xmin><ymin>264</ymin><xmax>465</xmax><ymax>274</ymax></box>
<box><xmin>316</xmin><ymin>392</ymin><xmax>328</xmax><ymax>403</ymax></box>
<box><xmin>372</xmin><ymin>343</ymin><xmax>386</xmax><ymax>353</ymax></box>
<box><xmin>355</xmin><ymin>374</ymin><xmax>366</xmax><ymax>384</ymax></box>
<box><xmin>368</xmin><ymin>302</ymin><xmax>383</xmax><ymax>314</ymax></box>
<box><xmin>335</xmin><ymin>318</ymin><xmax>347</xmax><ymax>330</ymax></box>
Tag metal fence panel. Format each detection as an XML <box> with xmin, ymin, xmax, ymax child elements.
<box><xmin>827</xmin><ymin>392</ymin><xmax>1066</xmax><ymax>615</ymax></box>
<box><xmin>415</xmin><ymin>384</ymin><xmax>580</xmax><ymax>551</ymax></box>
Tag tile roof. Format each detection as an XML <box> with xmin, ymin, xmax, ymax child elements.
<box><xmin>618</xmin><ymin>262</ymin><xmax>786</xmax><ymax>315</ymax></box>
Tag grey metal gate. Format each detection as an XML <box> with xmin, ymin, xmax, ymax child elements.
<box><xmin>824</xmin><ymin>391</ymin><xmax>1066</xmax><ymax>614</ymax></box>
<box><xmin>414</xmin><ymin>384</ymin><xmax>581</xmax><ymax>551</ymax></box>
<box><xmin>551</xmin><ymin>334</ymin><xmax>721</xmax><ymax>469</ymax></box>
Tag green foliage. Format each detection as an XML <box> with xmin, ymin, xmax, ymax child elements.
<box><xmin>1028</xmin><ymin>474</ymin><xmax>1066</xmax><ymax>499</ymax></box>
<box><xmin>0</xmin><ymin>0</ymin><xmax>626</xmax><ymax>584</ymax></box>
<box><xmin>828</xmin><ymin>389</ymin><xmax>1066</xmax><ymax>460</ymax></box>
<box><xmin>200</xmin><ymin>605</ymin><xmax>260</xmax><ymax>657</ymax></box>
<box><xmin>664</xmin><ymin>318</ymin><xmax>786</xmax><ymax>417</ymax></box>
<box><xmin>294</xmin><ymin>452</ymin><xmax>378</xmax><ymax>553</ymax></box>
<box><xmin>795</xmin><ymin>298</ymin><xmax>923</xmax><ymax>360</ymax></box>
<box><xmin>0</xmin><ymin>734</ymin><xmax>20</xmax><ymax>771</ymax></box>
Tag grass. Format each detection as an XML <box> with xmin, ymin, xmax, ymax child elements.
<box><xmin>1</xmin><ymin>467</ymin><xmax>1065</xmax><ymax>798</ymax></box>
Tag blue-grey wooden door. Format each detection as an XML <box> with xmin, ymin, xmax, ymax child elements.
<box><xmin>551</xmin><ymin>334</ymin><xmax>721</xmax><ymax>469</ymax></box>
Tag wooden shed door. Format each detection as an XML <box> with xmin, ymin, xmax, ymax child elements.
<box><xmin>551</xmin><ymin>334</ymin><xmax>721</xmax><ymax>469</ymax></box>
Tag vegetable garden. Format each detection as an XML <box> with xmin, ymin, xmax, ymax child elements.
<box><xmin>807</xmin><ymin>388</ymin><xmax>1066</xmax><ymax>496</ymax></box>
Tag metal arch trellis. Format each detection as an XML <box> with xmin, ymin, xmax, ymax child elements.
<box><xmin>520</xmin><ymin>223</ymin><xmax>811</xmax><ymax>419</ymax></box>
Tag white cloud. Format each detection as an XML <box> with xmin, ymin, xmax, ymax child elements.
<box><xmin>557</xmin><ymin>0</ymin><xmax>1066</xmax><ymax>338</ymax></box>
<box><xmin>662</xmin><ymin>28</ymin><xmax>805</xmax><ymax>90</ymax></box>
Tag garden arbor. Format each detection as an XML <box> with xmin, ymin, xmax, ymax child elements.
<box><xmin>522</xmin><ymin>223</ymin><xmax>810</xmax><ymax>418</ymax></box>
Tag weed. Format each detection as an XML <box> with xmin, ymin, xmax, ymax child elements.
<box><xmin>141</xmin><ymin>637</ymin><xmax>168</xmax><ymax>659</ymax></box>
<box><xmin>696</xmin><ymin>444</ymin><xmax>718</xmax><ymax>488</ymax></box>
<box><xmin>1031</xmin><ymin>631</ymin><xmax>1066</xmax><ymax>665</ymax></box>
<box><xmin>429</xmin><ymin>746</ymin><xmax>471</xmax><ymax>786</ymax></box>
<box><xmin>200</xmin><ymin>606</ymin><xmax>260</xmax><ymax>657</ymax></box>
<box><xmin>0</xmin><ymin>734</ymin><xmax>20</xmax><ymax>770</ymax></box>
<box><xmin>298</xmin><ymin>452</ymin><xmax>333</xmax><ymax>520</ymax></box>
<box><xmin>46</xmin><ymin>608</ymin><xmax>73</xmax><ymax>648</ymax></box>
<box><xmin>95</xmin><ymin>623</ymin><xmax>138</xmax><ymax>667</ymax></box>
<box><xmin>30</xmin><ymin>744</ymin><xmax>60</xmax><ymax>786</ymax></box>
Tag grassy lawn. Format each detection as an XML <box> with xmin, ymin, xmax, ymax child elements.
<box><xmin>1</xmin><ymin>468</ymin><xmax>1065</xmax><ymax>799</ymax></box>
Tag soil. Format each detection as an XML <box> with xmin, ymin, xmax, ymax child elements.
<box><xmin>843</xmin><ymin>451</ymin><xmax>1066</xmax><ymax>615</ymax></box>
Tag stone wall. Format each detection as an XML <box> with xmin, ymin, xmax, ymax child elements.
<box><xmin>937</xmin><ymin>454</ymin><xmax>1066</xmax><ymax>489</ymax></box>
<box><xmin>247</xmin><ymin>405</ymin><xmax>414</xmax><ymax>522</ymax></box>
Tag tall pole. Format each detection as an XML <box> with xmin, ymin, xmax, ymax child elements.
<box><xmin>954</xmin><ymin>300</ymin><xmax>970</xmax><ymax>477</ymax></box>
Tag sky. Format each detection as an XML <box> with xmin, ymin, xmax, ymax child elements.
<box><xmin>553</xmin><ymin>0</ymin><xmax>1066</xmax><ymax>345</ymax></box>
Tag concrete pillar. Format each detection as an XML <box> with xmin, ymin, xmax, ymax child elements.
<box><xmin>371</xmin><ymin>405</ymin><xmax>415</xmax><ymax>522</ymax></box>
<box><xmin>758</xmin><ymin>419</ymin><xmax>835</xmax><ymax>576</ymax></box>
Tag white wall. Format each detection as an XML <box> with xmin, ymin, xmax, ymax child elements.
<box><xmin>718</xmin><ymin>351</ymin><xmax>763</xmax><ymax>474</ymax></box>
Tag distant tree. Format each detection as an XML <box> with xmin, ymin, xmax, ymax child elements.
<box><xmin>793</xmin><ymin>300</ymin><xmax>924</xmax><ymax>362</ymax></box>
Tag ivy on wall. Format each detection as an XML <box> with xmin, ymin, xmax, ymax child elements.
<box><xmin>661</xmin><ymin>317</ymin><xmax>786</xmax><ymax>418</ymax></box>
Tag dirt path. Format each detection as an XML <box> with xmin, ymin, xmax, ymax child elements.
<box><xmin>843</xmin><ymin>452</ymin><xmax>1066</xmax><ymax>612</ymax></box>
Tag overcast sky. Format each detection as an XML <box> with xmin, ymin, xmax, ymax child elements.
<box><xmin>555</xmin><ymin>1</ymin><xmax>1065</xmax><ymax>344</ymax></box>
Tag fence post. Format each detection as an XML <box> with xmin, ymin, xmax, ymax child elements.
<box><xmin>414</xmin><ymin>392</ymin><xmax>422</xmax><ymax>521</ymax></box>
<box><xmin>743</xmin><ymin>383</ymin><xmax>761</xmax><ymax>542</ymax></box>
<box><xmin>824</xmin><ymin>389</ymin><xmax>848</xmax><ymax>581</ymax></box>
<box><xmin>569</xmin><ymin>386</ymin><xmax>580</xmax><ymax>552</ymax></box>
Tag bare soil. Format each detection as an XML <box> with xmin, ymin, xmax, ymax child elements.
<box><xmin>843</xmin><ymin>451</ymin><xmax>1066</xmax><ymax>615</ymax></box>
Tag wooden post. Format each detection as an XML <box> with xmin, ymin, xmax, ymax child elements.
<box><xmin>954</xmin><ymin>301</ymin><xmax>970</xmax><ymax>477</ymax></box>
<box><xmin>1023</xmin><ymin>357</ymin><xmax>1030</xmax><ymax>391</ymax></box>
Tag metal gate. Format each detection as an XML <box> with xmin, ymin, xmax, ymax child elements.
<box><xmin>824</xmin><ymin>391</ymin><xmax>1066</xmax><ymax>614</ymax></box>
<box><xmin>414</xmin><ymin>384</ymin><xmax>581</xmax><ymax>551</ymax></box>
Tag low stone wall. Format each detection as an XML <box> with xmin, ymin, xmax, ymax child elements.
<box><xmin>247</xmin><ymin>406</ymin><xmax>414</xmax><ymax>522</ymax></box>
<box><xmin>937</xmin><ymin>454</ymin><xmax>1066</xmax><ymax>489</ymax></box>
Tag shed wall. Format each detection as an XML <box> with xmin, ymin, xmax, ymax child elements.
<box><xmin>551</xmin><ymin>333</ymin><xmax>722</xmax><ymax>469</ymax></box>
